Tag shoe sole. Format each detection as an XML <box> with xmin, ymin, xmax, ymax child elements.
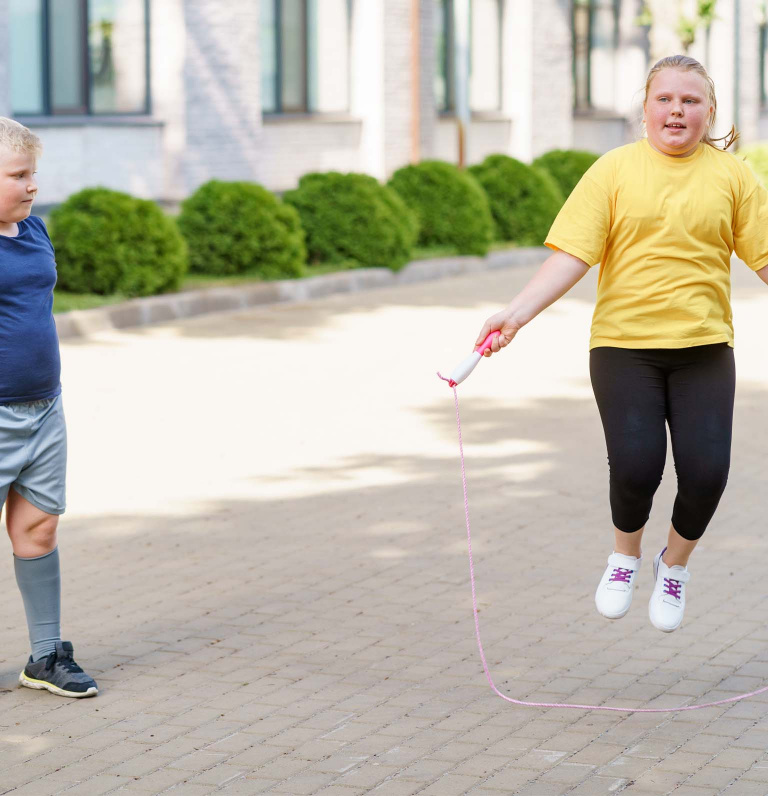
<box><xmin>18</xmin><ymin>670</ymin><xmax>98</xmax><ymax>698</ymax></box>
<box><xmin>596</xmin><ymin>603</ymin><xmax>631</xmax><ymax>620</ymax></box>
<box><xmin>650</xmin><ymin>552</ymin><xmax>682</xmax><ymax>633</ymax></box>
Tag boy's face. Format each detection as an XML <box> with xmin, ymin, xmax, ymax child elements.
<box><xmin>643</xmin><ymin>69</ymin><xmax>713</xmax><ymax>157</ymax></box>
<box><xmin>0</xmin><ymin>147</ymin><xmax>38</xmax><ymax>224</ymax></box>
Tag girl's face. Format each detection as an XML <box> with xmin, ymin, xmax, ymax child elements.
<box><xmin>643</xmin><ymin>69</ymin><xmax>714</xmax><ymax>157</ymax></box>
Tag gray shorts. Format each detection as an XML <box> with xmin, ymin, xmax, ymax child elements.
<box><xmin>0</xmin><ymin>394</ymin><xmax>66</xmax><ymax>515</ymax></box>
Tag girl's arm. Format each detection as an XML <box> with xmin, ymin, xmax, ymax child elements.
<box><xmin>475</xmin><ymin>249</ymin><xmax>590</xmax><ymax>355</ymax></box>
<box><xmin>756</xmin><ymin>264</ymin><xmax>768</xmax><ymax>285</ymax></box>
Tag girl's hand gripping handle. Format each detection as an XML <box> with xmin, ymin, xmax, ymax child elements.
<box><xmin>447</xmin><ymin>331</ymin><xmax>500</xmax><ymax>387</ymax></box>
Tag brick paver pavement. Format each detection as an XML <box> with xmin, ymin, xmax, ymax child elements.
<box><xmin>2</xmin><ymin>260</ymin><xmax>768</xmax><ymax>795</ymax></box>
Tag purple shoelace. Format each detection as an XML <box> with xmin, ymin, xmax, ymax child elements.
<box><xmin>609</xmin><ymin>567</ymin><xmax>633</xmax><ymax>584</ymax></box>
<box><xmin>663</xmin><ymin>577</ymin><xmax>683</xmax><ymax>599</ymax></box>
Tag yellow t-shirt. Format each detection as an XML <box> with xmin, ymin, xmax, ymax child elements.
<box><xmin>545</xmin><ymin>138</ymin><xmax>768</xmax><ymax>349</ymax></box>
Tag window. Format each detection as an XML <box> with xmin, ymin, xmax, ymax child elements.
<box><xmin>572</xmin><ymin>0</ymin><xmax>620</xmax><ymax>111</ymax></box>
<box><xmin>10</xmin><ymin>0</ymin><xmax>150</xmax><ymax>116</ymax></box>
<box><xmin>435</xmin><ymin>0</ymin><xmax>455</xmax><ymax>111</ymax></box>
<box><xmin>260</xmin><ymin>0</ymin><xmax>351</xmax><ymax>114</ymax></box>
<box><xmin>435</xmin><ymin>0</ymin><xmax>502</xmax><ymax>114</ymax></box>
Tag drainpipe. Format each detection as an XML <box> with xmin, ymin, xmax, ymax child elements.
<box><xmin>411</xmin><ymin>0</ymin><xmax>421</xmax><ymax>163</ymax></box>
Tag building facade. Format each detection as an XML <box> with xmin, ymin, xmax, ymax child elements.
<box><xmin>0</xmin><ymin>0</ymin><xmax>765</xmax><ymax>207</ymax></box>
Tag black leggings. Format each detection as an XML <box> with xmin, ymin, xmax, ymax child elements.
<box><xmin>589</xmin><ymin>343</ymin><xmax>735</xmax><ymax>541</ymax></box>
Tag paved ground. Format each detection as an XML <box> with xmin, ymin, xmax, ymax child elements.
<box><xmin>2</xmin><ymin>260</ymin><xmax>768</xmax><ymax>795</ymax></box>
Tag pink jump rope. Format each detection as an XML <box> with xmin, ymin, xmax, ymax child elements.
<box><xmin>438</xmin><ymin>331</ymin><xmax>768</xmax><ymax>712</ymax></box>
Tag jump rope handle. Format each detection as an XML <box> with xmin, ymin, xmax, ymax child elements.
<box><xmin>446</xmin><ymin>331</ymin><xmax>501</xmax><ymax>387</ymax></box>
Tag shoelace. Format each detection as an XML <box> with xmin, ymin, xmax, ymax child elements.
<box><xmin>663</xmin><ymin>577</ymin><xmax>683</xmax><ymax>600</ymax></box>
<box><xmin>44</xmin><ymin>650</ymin><xmax>84</xmax><ymax>674</ymax></box>
<box><xmin>609</xmin><ymin>567</ymin><xmax>633</xmax><ymax>584</ymax></box>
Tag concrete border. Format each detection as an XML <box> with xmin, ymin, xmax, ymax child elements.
<box><xmin>53</xmin><ymin>246</ymin><xmax>548</xmax><ymax>339</ymax></box>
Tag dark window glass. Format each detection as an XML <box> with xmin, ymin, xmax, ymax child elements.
<box><xmin>50</xmin><ymin>0</ymin><xmax>87</xmax><ymax>113</ymax></box>
<box><xmin>281</xmin><ymin>0</ymin><xmax>306</xmax><ymax>111</ymax></box>
<box><xmin>435</xmin><ymin>0</ymin><xmax>454</xmax><ymax>112</ymax></box>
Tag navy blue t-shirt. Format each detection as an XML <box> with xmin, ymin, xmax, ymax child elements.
<box><xmin>0</xmin><ymin>215</ymin><xmax>61</xmax><ymax>403</ymax></box>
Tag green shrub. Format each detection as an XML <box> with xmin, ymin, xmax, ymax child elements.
<box><xmin>532</xmin><ymin>148</ymin><xmax>600</xmax><ymax>198</ymax></box>
<box><xmin>283</xmin><ymin>172</ymin><xmax>418</xmax><ymax>270</ymax></box>
<box><xmin>388</xmin><ymin>160</ymin><xmax>493</xmax><ymax>255</ymax></box>
<box><xmin>177</xmin><ymin>180</ymin><xmax>306</xmax><ymax>278</ymax></box>
<box><xmin>741</xmin><ymin>143</ymin><xmax>768</xmax><ymax>189</ymax></box>
<box><xmin>49</xmin><ymin>188</ymin><xmax>188</xmax><ymax>297</ymax></box>
<box><xmin>468</xmin><ymin>155</ymin><xmax>563</xmax><ymax>245</ymax></box>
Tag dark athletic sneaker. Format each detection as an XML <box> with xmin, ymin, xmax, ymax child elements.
<box><xmin>18</xmin><ymin>640</ymin><xmax>98</xmax><ymax>698</ymax></box>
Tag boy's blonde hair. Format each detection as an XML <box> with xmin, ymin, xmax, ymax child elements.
<box><xmin>644</xmin><ymin>55</ymin><xmax>739</xmax><ymax>151</ymax></box>
<box><xmin>0</xmin><ymin>117</ymin><xmax>42</xmax><ymax>157</ymax></box>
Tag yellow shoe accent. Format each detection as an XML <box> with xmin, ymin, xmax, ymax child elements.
<box><xmin>19</xmin><ymin>670</ymin><xmax>97</xmax><ymax>698</ymax></box>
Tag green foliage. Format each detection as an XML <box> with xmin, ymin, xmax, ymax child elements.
<box><xmin>740</xmin><ymin>143</ymin><xmax>768</xmax><ymax>189</ymax></box>
<box><xmin>283</xmin><ymin>172</ymin><xmax>418</xmax><ymax>271</ymax></box>
<box><xmin>532</xmin><ymin>149</ymin><xmax>600</xmax><ymax>199</ymax></box>
<box><xmin>177</xmin><ymin>180</ymin><xmax>306</xmax><ymax>278</ymax></box>
<box><xmin>468</xmin><ymin>155</ymin><xmax>564</xmax><ymax>245</ymax></box>
<box><xmin>388</xmin><ymin>160</ymin><xmax>494</xmax><ymax>256</ymax></box>
<box><xmin>49</xmin><ymin>188</ymin><xmax>188</xmax><ymax>297</ymax></box>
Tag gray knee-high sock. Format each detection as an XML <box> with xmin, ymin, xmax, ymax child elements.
<box><xmin>14</xmin><ymin>547</ymin><xmax>61</xmax><ymax>662</ymax></box>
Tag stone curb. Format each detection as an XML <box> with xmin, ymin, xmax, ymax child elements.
<box><xmin>53</xmin><ymin>246</ymin><xmax>548</xmax><ymax>339</ymax></box>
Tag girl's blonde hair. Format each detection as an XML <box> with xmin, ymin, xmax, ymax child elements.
<box><xmin>644</xmin><ymin>55</ymin><xmax>739</xmax><ymax>151</ymax></box>
<box><xmin>0</xmin><ymin>117</ymin><xmax>42</xmax><ymax>157</ymax></box>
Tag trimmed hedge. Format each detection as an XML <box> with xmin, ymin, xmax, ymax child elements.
<box><xmin>468</xmin><ymin>155</ymin><xmax>563</xmax><ymax>245</ymax></box>
<box><xmin>177</xmin><ymin>180</ymin><xmax>306</xmax><ymax>278</ymax></box>
<box><xmin>532</xmin><ymin>148</ymin><xmax>600</xmax><ymax>199</ymax></box>
<box><xmin>49</xmin><ymin>188</ymin><xmax>188</xmax><ymax>297</ymax></box>
<box><xmin>284</xmin><ymin>172</ymin><xmax>418</xmax><ymax>270</ymax></box>
<box><xmin>741</xmin><ymin>143</ymin><xmax>768</xmax><ymax>189</ymax></box>
<box><xmin>388</xmin><ymin>160</ymin><xmax>493</xmax><ymax>255</ymax></box>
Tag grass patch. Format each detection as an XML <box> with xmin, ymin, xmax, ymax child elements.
<box><xmin>53</xmin><ymin>292</ymin><xmax>127</xmax><ymax>313</ymax></box>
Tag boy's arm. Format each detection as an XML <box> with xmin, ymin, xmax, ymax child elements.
<box><xmin>474</xmin><ymin>250</ymin><xmax>591</xmax><ymax>354</ymax></box>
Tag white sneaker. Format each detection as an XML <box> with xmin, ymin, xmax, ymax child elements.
<box><xmin>648</xmin><ymin>547</ymin><xmax>690</xmax><ymax>632</ymax></box>
<box><xmin>595</xmin><ymin>552</ymin><xmax>642</xmax><ymax>619</ymax></box>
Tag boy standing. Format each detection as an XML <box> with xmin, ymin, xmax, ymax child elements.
<box><xmin>0</xmin><ymin>117</ymin><xmax>97</xmax><ymax>697</ymax></box>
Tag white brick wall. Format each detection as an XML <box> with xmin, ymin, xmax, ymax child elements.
<box><xmin>418</xmin><ymin>0</ymin><xmax>437</xmax><ymax>160</ymax></box>
<box><xmin>383</xmin><ymin>0</ymin><xmax>414</xmax><ymax>177</ymax></box>
<box><xmin>530</xmin><ymin>0</ymin><xmax>572</xmax><ymax>158</ymax></box>
<box><xmin>259</xmin><ymin>119</ymin><xmax>363</xmax><ymax>191</ymax></box>
<box><xmin>181</xmin><ymin>0</ymin><xmax>262</xmax><ymax>193</ymax></box>
<box><xmin>435</xmin><ymin>116</ymin><xmax>512</xmax><ymax>164</ymax></box>
<box><xmin>738</xmin><ymin>0</ymin><xmax>761</xmax><ymax>145</ymax></box>
<box><xmin>33</xmin><ymin>124</ymin><xmax>164</xmax><ymax>205</ymax></box>
<box><xmin>0</xmin><ymin>0</ymin><xmax>9</xmax><ymax>117</ymax></box>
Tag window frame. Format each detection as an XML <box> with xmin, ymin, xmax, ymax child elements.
<box><xmin>437</xmin><ymin>0</ymin><xmax>504</xmax><ymax>116</ymax></box>
<box><xmin>572</xmin><ymin>0</ymin><xmax>620</xmax><ymax>113</ymax></box>
<box><xmin>262</xmin><ymin>0</ymin><xmax>352</xmax><ymax>116</ymax></box>
<box><xmin>13</xmin><ymin>0</ymin><xmax>151</xmax><ymax>117</ymax></box>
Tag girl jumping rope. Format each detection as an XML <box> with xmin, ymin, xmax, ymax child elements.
<box><xmin>474</xmin><ymin>55</ymin><xmax>768</xmax><ymax>634</ymax></box>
